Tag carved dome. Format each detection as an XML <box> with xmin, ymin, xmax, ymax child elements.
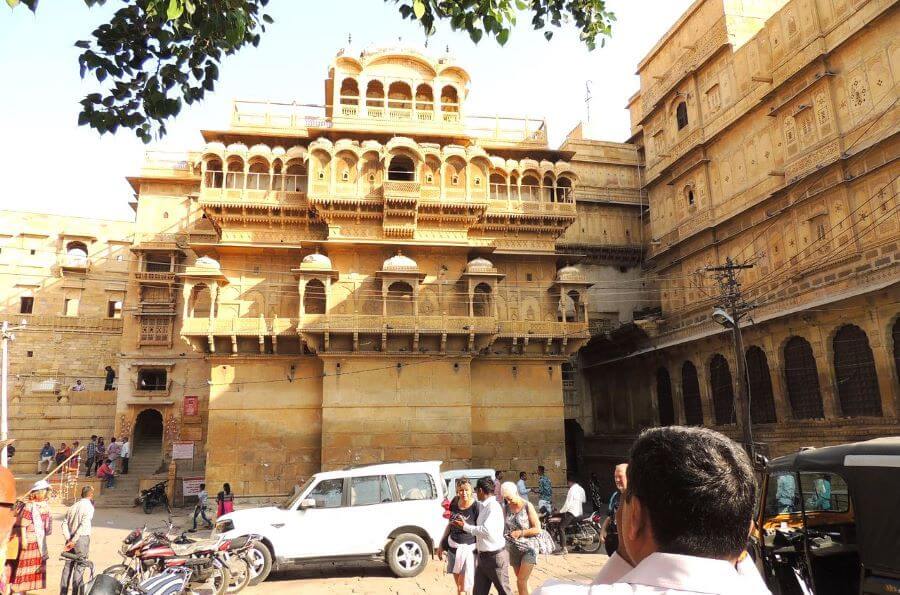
<box><xmin>195</xmin><ymin>256</ymin><xmax>220</xmax><ymax>270</ymax></box>
<box><xmin>466</xmin><ymin>257</ymin><xmax>495</xmax><ymax>273</ymax></box>
<box><xmin>556</xmin><ymin>265</ymin><xmax>584</xmax><ymax>282</ymax></box>
<box><xmin>301</xmin><ymin>252</ymin><xmax>332</xmax><ymax>269</ymax></box>
<box><xmin>383</xmin><ymin>252</ymin><xmax>418</xmax><ymax>272</ymax></box>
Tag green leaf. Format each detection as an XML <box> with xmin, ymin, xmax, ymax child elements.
<box><xmin>166</xmin><ymin>0</ymin><xmax>183</xmax><ymax>21</ymax></box>
<box><xmin>412</xmin><ymin>0</ymin><xmax>425</xmax><ymax>19</ymax></box>
<box><xmin>6</xmin><ymin>0</ymin><xmax>20</xmax><ymax>8</ymax></box>
<box><xmin>497</xmin><ymin>28</ymin><xmax>509</xmax><ymax>46</ymax></box>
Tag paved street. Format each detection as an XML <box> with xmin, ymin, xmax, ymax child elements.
<box><xmin>41</xmin><ymin>503</ymin><xmax>602</xmax><ymax>594</ymax></box>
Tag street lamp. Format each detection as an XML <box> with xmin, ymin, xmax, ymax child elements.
<box><xmin>1</xmin><ymin>319</ymin><xmax>27</xmax><ymax>468</ymax></box>
<box><xmin>711</xmin><ymin>308</ymin><xmax>734</xmax><ymax>328</ymax></box>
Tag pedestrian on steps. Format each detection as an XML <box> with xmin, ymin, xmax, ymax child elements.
<box><xmin>103</xmin><ymin>366</ymin><xmax>116</xmax><ymax>391</ymax></box>
<box><xmin>119</xmin><ymin>437</ymin><xmax>130</xmax><ymax>475</ymax></box>
<box><xmin>84</xmin><ymin>436</ymin><xmax>97</xmax><ymax>478</ymax></box>
<box><xmin>106</xmin><ymin>438</ymin><xmax>121</xmax><ymax>473</ymax></box>
<box><xmin>94</xmin><ymin>438</ymin><xmax>106</xmax><ymax>476</ymax></box>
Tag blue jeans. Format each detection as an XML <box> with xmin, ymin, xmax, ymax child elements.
<box><xmin>104</xmin><ymin>474</ymin><xmax>115</xmax><ymax>488</ymax></box>
<box><xmin>193</xmin><ymin>506</ymin><xmax>211</xmax><ymax>529</ymax></box>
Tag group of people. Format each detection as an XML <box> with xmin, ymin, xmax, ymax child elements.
<box><xmin>84</xmin><ymin>435</ymin><xmax>130</xmax><ymax>488</ymax></box>
<box><xmin>190</xmin><ymin>483</ymin><xmax>235</xmax><ymax>532</ymax></box>
<box><xmin>69</xmin><ymin>366</ymin><xmax>117</xmax><ymax>393</ymax></box>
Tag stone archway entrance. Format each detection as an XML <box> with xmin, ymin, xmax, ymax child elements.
<box><xmin>133</xmin><ymin>409</ymin><xmax>164</xmax><ymax>473</ymax></box>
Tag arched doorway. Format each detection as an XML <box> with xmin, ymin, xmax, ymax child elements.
<box><xmin>783</xmin><ymin>336</ymin><xmax>823</xmax><ymax>419</ymax></box>
<box><xmin>133</xmin><ymin>409</ymin><xmax>164</xmax><ymax>471</ymax></box>
<box><xmin>745</xmin><ymin>346</ymin><xmax>777</xmax><ymax>424</ymax></box>
<box><xmin>656</xmin><ymin>368</ymin><xmax>675</xmax><ymax>426</ymax></box>
<box><xmin>709</xmin><ymin>353</ymin><xmax>735</xmax><ymax>425</ymax></box>
<box><xmin>833</xmin><ymin>324</ymin><xmax>882</xmax><ymax>417</ymax></box>
<box><xmin>681</xmin><ymin>361</ymin><xmax>703</xmax><ymax>426</ymax></box>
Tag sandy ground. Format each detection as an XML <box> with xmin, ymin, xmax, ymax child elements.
<box><xmin>37</xmin><ymin>503</ymin><xmax>602</xmax><ymax>594</ymax></box>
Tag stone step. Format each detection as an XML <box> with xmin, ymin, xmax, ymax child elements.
<box><xmin>9</xmin><ymin>405</ymin><xmax>117</xmax><ymax>420</ymax></box>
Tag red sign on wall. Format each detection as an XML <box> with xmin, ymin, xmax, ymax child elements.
<box><xmin>183</xmin><ymin>396</ymin><xmax>199</xmax><ymax>417</ymax></box>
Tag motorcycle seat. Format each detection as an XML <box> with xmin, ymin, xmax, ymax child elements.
<box><xmin>170</xmin><ymin>540</ymin><xmax>216</xmax><ymax>556</ymax></box>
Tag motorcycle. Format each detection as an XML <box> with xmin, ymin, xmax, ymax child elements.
<box><xmin>102</xmin><ymin>523</ymin><xmax>230</xmax><ymax>595</ymax></box>
<box><xmin>135</xmin><ymin>480</ymin><xmax>171</xmax><ymax>515</ymax></box>
<box><xmin>541</xmin><ymin>508</ymin><xmax>603</xmax><ymax>553</ymax></box>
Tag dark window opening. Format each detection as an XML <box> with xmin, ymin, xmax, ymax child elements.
<box><xmin>784</xmin><ymin>336</ymin><xmax>824</xmax><ymax>419</ymax></box>
<box><xmin>745</xmin><ymin>346</ymin><xmax>777</xmax><ymax>424</ymax></box>
<box><xmin>107</xmin><ymin>300</ymin><xmax>123</xmax><ymax>319</ymax></box>
<box><xmin>387</xmin><ymin>156</ymin><xmax>415</xmax><ymax>181</ymax></box>
<box><xmin>137</xmin><ymin>369</ymin><xmax>168</xmax><ymax>391</ymax></box>
<box><xmin>676</xmin><ymin>101</ymin><xmax>688</xmax><ymax>130</ymax></box>
<box><xmin>145</xmin><ymin>255</ymin><xmax>171</xmax><ymax>273</ymax></box>
<box><xmin>710</xmin><ymin>354</ymin><xmax>735</xmax><ymax>425</ymax></box>
<box><xmin>833</xmin><ymin>324</ymin><xmax>882</xmax><ymax>417</ymax></box>
<box><xmin>656</xmin><ymin>368</ymin><xmax>675</xmax><ymax>426</ymax></box>
<box><xmin>20</xmin><ymin>296</ymin><xmax>34</xmax><ymax>314</ymax></box>
<box><xmin>681</xmin><ymin>361</ymin><xmax>703</xmax><ymax>425</ymax></box>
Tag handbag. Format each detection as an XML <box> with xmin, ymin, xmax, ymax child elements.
<box><xmin>535</xmin><ymin>529</ymin><xmax>557</xmax><ymax>554</ymax></box>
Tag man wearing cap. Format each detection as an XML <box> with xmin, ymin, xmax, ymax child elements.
<box><xmin>61</xmin><ymin>486</ymin><xmax>94</xmax><ymax>595</ymax></box>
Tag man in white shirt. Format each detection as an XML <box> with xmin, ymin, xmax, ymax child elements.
<box><xmin>554</xmin><ymin>474</ymin><xmax>586</xmax><ymax>553</ymax></box>
<box><xmin>119</xmin><ymin>437</ymin><xmax>131</xmax><ymax>474</ymax></box>
<box><xmin>453</xmin><ymin>476</ymin><xmax>512</xmax><ymax>595</ymax></box>
<box><xmin>61</xmin><ymin>486</ymin><xmax>95</xmax><ymax>595</ymax></box>
<box><xmin>517</xmin><ymin>471</ymin><xmax>529</xmax><ymax>498</ymax></box>
<box><xmin>534</xmin><ymin>426</ymin><xmax>771</xmax><ymax>595</ymax></box>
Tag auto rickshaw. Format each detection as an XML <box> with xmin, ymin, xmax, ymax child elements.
<box><xmin>752</xmin><ymin>437</ymin><xmax>900</xmax><ymax>595</ymax></box>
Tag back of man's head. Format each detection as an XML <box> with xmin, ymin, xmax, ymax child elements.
<box><xmin>627</xmin><ymin>426</ymin><xmax>756</xmax><ymax>560</ymax></box>
<box><xmin>81</xmin><ymin>485</ymin><xmax>94</xmax><ymax>499</ymax></box>
<box><xmin>476</xmin><ymin>476</ymin><xmax>494</xmax><ymax>495</ymax></box>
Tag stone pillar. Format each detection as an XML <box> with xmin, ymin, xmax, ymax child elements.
<box><xmin>766</xmin><ymin>335</ymin><xmax>792</xmax><ymax>423</ymax></box>
<box><xmin>182</xmin><ymin>281</ymin><xmax>194</xmax><ymax>319</ymax></box>
<box><xmin>298</xmin><ymin>279</ymin><xmax>307</xmax><ymax>318</ymax></box>
<box><xmin>210</xmin><ymin>282</ymin><xmax>219</xmax><ymax>319</ymax></box>
<box><xmin>324</xmin><ymin>277</ymin><xmax>331</xmax><ymax>315</ymax></box>
<box><xmin>697</xmin><ymin>353</ymin><xmax>715</xmax><ymax>425</ymax></box>
<box><xmin>865</xmin><ymin>314</ymin><xmax>897</xmax><ymax>418</ymax></box>
<box><xmin>811</xmin><ymin>327</ymin><xmax>839</xmax><ymax>418</ymax></box>
<box><xmin>673</xmin><ymin>361</ymin><xmax>686</xmax><ymax>425</ymax></box>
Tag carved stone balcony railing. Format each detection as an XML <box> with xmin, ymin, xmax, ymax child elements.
<box><xmin>199</xmin><ymin>186</ymin><xmax>308</xmax><ymax>210</ymax></box>
<box><xmin>134</xmin><ymin>270</ymin><xmax>177</xmax><ymax>284</ymax></box>
<box><xmin>180</xmin><ymin>315</ymin><xmax>501</xmax><ymax>337</ymax></box>
<box><xmin>486</xmin><ymin>200</ymin><xmax>577</xmax><ymax>216</ymax></box>
<box><xmin>21</xmin><ymin>315</ymin><xmax>123</xmax><ymax>333</ymax></box>
<box><xmin>131</xmin><ymin>380</ymin><xmax>173</xmax><ymax>398</ymax></box>
<box><xmin>58</xmin><ymin>255</ymin><xmax>90</xmax><ymax>275</ymax></box>
<box><xmin>498</xmin><ymin>320</ymin><xmax>590</xmax><ymax>339</ymax></box>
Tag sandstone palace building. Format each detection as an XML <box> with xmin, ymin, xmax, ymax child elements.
<box><xmin>1</xmin><ymin>0</ymin><xmax>897</xmax><ymax>497</ymax></box>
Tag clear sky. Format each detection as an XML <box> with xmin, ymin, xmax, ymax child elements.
<box><xmin>0</xmin><ymin>0</ymin><xmax>693</xmax><ymax>221</ymax></box>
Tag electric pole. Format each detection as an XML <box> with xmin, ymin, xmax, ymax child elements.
<box><xmin>706</xmin><ymin>257</ymin><xmax>755</xmax><ymax>460</ymax></box>
<box><xmin>1</xmin><ymin>319</ymin><xmax>26</xmax><ymax>468</ymax></box>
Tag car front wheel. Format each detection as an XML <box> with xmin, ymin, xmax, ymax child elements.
<box><xmin>386</xmin><ymin>533</ymin><xmax>428</xmax><ymax>578</ymax></box>
<box><xmin>245</xmin><ymin>541</ymin><xmax>273</xmax><ymax>586</ymax></box>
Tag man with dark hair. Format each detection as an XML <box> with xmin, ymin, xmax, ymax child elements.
<box><xmin>61</xmin><ymin>485</ymin><xmax>94</xmax><ymax>595</ymax></box>
<box><xmin>534</xmin><ymin>426</ymin><xmax>769</xmax><ymax>594</ymax></box>
<box><xmin>453</xmin><ymin>476</ymin><xmax>512</xmax><ymax>595</ymax></box>
<box><xmin>553</xmin><ymin>474</ymin><xmax>586</xmax><ymax>554</ymax></box>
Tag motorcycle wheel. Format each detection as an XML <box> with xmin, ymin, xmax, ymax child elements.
<box><xmin>225</xmin><ymin>556</ymin><xmax>251</xmax><ymax>593</ymax></box>
<box><xmin>142</xmin><ymin>498</ymin><xmax>155</xmax><ymax>515</ymax></box>
<box><xmin>245</xmin><ymin>542</ymin><xmax>273</xmax><ymax>586</ymax></box>
<box><xmin>204</xmin><ymin>559</ymin><xmax>231</xmax><ymax>595</ymax></box>
<box><xmin>102</xmin><ymin>563</ymin><xmax>138</xmax><ymax>586</ymax></box>
<box><xmin>578</xmin><ymin>525</ymin><xmax>602</xmax><ymax>554</ymax></box>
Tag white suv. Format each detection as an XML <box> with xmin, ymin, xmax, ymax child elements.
<box><xmin>214</xmin><ymin>461</ymin><xmax>447</xmax><ymax>584</ymax></box>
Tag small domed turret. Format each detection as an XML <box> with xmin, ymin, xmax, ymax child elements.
<box><xmin>383</xmin><ymin>251</ymin><xmax>418</xmax><ymax>272</ymax></box>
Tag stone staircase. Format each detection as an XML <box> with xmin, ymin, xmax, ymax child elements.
<box><xmin>92</xmin><ymin>439</ymin><xmax>166</xmax><ymax>508</ymax></box>
<box><xmin>8</xmin><ymin>391</ymin><xmax>116</xmax><ymax>477</ymax></box>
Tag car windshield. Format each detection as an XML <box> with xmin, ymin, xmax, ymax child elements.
<box><xmin>278</xmin><ymin>477</ymin><xmax>315</xmax><ymax>510</ymax></box>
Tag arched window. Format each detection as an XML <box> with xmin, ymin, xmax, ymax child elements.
<box><xmin>833</xmin><ymin>324</ymin><xmax>882</xmax><ymax>417</ymax></box>
<box><xmin>473</xmin><ymin>283</ymin><xmax>492</xmax><ymax>317</ymax></box>
<box><xmin>247</xmin><ymin>160</ymin><xmax>269</xmax><ymax>190</ymax></box>
<box><xmin>556</xmin><ymin>177</ymin><xmax>573</xmax><ymax>202</ymax></box>
<box><xmin>745</xmin><ymin>346</ymin><xmax>777</xmax><ymax>423</ymax></box>
<box><xmin>783</xmin><ymin>336</ymin><xmax>824</xmax><ymax>419</ymax></box>
<box><xmin>387</xmin><ymin>281</ymin><xmax>414</xmax><ymax>316</ymax></box>
<box><xmin>225</xmin><ymin>158</ymin><xmax>244</xmax><ymax>189</ymax></box>
<box><xmin>366</xmin><ymin>80</ymin><xmax>385</xmax><ymax>113</ymax></box>
<box><xmin>415</xmin><ymin>84</ymin><xmax>434</xmax><ymax>115</ymax></box>
<box><xmin>489</xmin><ymin>173</ymin><xmax>507</xmax><ymax>200</ymax></box>
<box><xmin>542</xmin><ymin>175</ymin><xmax>555</xmax><ymax>203</ymax></box>
<box><xmin>205</xmin><ymin>158</ymin><xmax>223</xmax><ymax>188</ymax></box>
<box><xmin>303</xmin><ymin>279</ymin><xmax>326</xmax><ymax>315</ymax></box>
<box><xmin>285</xmin><ymin>162</ymin><xmax>307</xmax><ymax>192</ymax></box>
<box><xmin>656</xmin><ymin>367</ymin><xmax>675</xmax><ymax>426</ymax></box>
<box><xmin>520</xmin><ymin>174</ymin><xmax>540</xmax><ymax>201</ymax></box>
<box><xmin>676</xmin><ymin>101</ymin><xmax>688</xmax><ymax>130</ymax></box>
<box><xmin>191</xmin><ymin>284</ymin><xmax>212</xmax><ymax>317</ymax></box>
<box><xmin>339</xmin><ymin>78</ymin><xmax>359</xmax><ymax>106</ymax></box>
<box><xmin>441</xmin><ymin>85</ymin><xmax>459</xmax><ymax>121</ymax></box>
<box><xmin>387</xmin><ymin>81</ymin><xmax>412</xmax><ymax>114</ymax></box>
<box><xmin>684</xmin><ymin>185</ymin><xmax>695</xmax><ymax>206</ymax></box>
<box><xmin>65</xmin><ymin>241</ymin><xmax>88</xmax><ymax>264</ymax></box>
<box><xmin>387</xmin><ymin>155</ymin><xmax>415</xmax><ymax>181</ymax></box>
<box><xmin>444</xmin><ymin>157</ymin><xmax>467</xmax><ymax>193</ymax></box>
<box><xmin>681</xmin><ymin>361</ymin><xmax>703</xmax><ymax>425</ymax></box>
<box><xmin>709</xmin><ymin>353</ymin><xmax>735</xmax><ymax>425</ymax></box>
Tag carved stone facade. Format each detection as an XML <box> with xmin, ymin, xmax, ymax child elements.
<box><xmin>121</xmin><ymin>46</ymin><xmax>608</xmax><ymax>495</ymax></box>
<box><xmin>581</xmin><ymin>0</ymin><xmax>900</xmax><ymax>489</ymax></box>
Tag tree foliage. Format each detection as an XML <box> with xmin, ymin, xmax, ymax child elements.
<box><xmin>6</xmin><ymin>0</ymin><xmax>614</xmax><ymax>142</ymax></box>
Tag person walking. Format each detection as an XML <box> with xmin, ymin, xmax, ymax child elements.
<box><xmin>0</xmin><ymin>464</ymin><xmax>19</xmax><ymax>595</ymax></box>
<box><xmin>191</xmin><ymin>484</ymin><xmax>213</xmax><ymax>532</ymax></box>
<box><xmin>216</xmin><ymin>484</ymin><xmax>234</xmax><ymax>517</ymax></box>
<box><xmin>84</xmin><ymin>436</ymin><xmax>98</xmax><ymax>477</ymax></box>
<box><xmin>96</xmin><ymin>459</ymin><xmax>116</xmax><ymax>489</ymax></box>
<box><xmin>553</xmin><ymin>475</ymin><xmax>586</xmax><ymax>554</ymax></box>
<box><xmin>103</xmin><ymin>366</ymin><xmax>116</xmax><ymax>391</ymax></box>
<box><xmin>106</xmin><ymin>438</ymin><xmax>121</xmax><ymax>472</ymax></box>
<box><xmin>536</xmin><ymin>466</ymin><xmax>552</xmax><ymax>514</ymax></box>
<box><xmin>517</xmin><ymin>472</ymin><xmax>529</xmax><ymax>499</ymax></box>
<box><xmin>501</xmin><ymin>481</ymin><xmax>543</xmax><ymax>595</ymax></box>
<box><xmin>493</xmin><ymin>471</ymin><xmax>504</xmax><ymax>499</ymax></box>
<box><xmin>60</xmin><ymin>486</ymin><xmax>94</xmax><ymax>595</ymax></box>
<box><xmin>36</xmin><ymin>443</ymin><xmax>54</xmax><ymax>474</ymax></box>
<box><xmin>119</xmin><ymin>438</ymin><xmax>130</xmax><ymax>475</ymax></box>
<box><xmin>453</xmin><ymin>476</ymin><xmax>512</xmax><ymax>595</ymax></box>
<box><xmin>599</xmin><ymin>464</ymin><xmax>627</xmax><ymax>557</ymax></box>
<box><xmin>95</xmin><ymin>438</ymin><xmax>106</xmax><ymax>476</ymax></box>
<box><xmin>437</xmin><ymin>478</ymin><xmax>479</xmax><ymax>595</ymax></box>
<box><xmin>10</xmin><ymin>481</ymin><xmax>52</xmax><ymax>593</ymax></box>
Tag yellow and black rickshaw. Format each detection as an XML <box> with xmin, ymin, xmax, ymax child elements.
<box><xmin>753</xmin><ymin>437</ymin><xmax>900</xmax><ymax>595</ymax></box>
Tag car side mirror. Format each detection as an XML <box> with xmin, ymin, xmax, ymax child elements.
<box><xmin>298</xmin><ymin>498</ymin><xmax>317</xmax><ymax>510</ymax></box>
